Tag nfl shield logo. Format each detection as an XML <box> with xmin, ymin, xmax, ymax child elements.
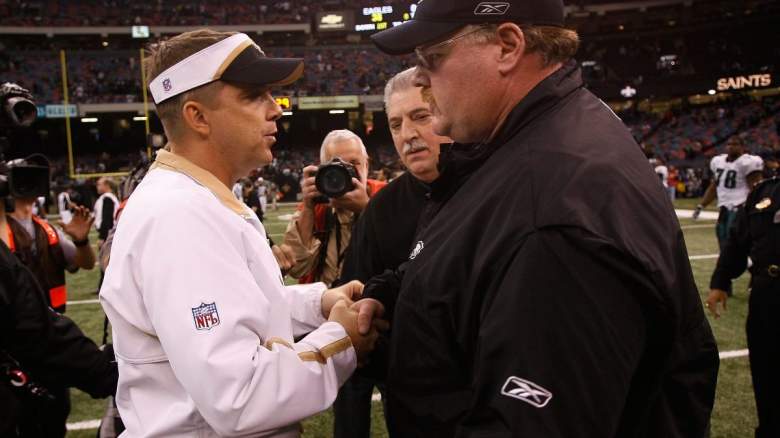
<box><xmin>192</xmin><ymin>302</ymin><xmax>220</xmax><ymax>331</ymax></box>
<box><xmin>162</xmin><ymin>78</ymin><xmax>172</xmax><ymax>92</ymax></box>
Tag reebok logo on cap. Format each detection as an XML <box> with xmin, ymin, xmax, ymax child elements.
<box><xmin>372</xmin><ymin>0</ymin><xmax>564</xmax><ymax>55</ymax></box>
<box><xmin>474</xmin><ymin>2</ymin><xmax>510</xmax><ymax>15</ymax></box>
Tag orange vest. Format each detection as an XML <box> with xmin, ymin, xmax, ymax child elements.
<box><xmin>7</xmin><ymin>217</ymin><xmax>68</xmax><ymax>312</ymax></box>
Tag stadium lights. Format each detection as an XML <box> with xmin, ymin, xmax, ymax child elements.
<box><xmin>81</xmin><ymin>117</ymin><xmax>98</xmax><ymax>123</ymax></box>
<box><xmin>282</xmin><ymin>111</ymin><xmax>293</xmax><ymax>116</ymax></box>
<box><xmin>133</xmin><ymin>116</ymin><xmax>147</xmax><ymax>121</ymax></box>
<box><xmin>329</xmin><ymin>110</ymin><xmax>346</xmax><ymax>114</ymax></box>
<box><xmin>708</xmin><ymin>89</ymin><xmax>717</xmax><ymax>95</ymax></box>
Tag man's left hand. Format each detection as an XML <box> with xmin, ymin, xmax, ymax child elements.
<box><xmin>322</xmin><ymin>280</ymin><xmax>364</xmax><ymax>318</ymax></box>
<box><xmin>271</xmin><ymin>244</ymin><xmax>296</xmax><ymax>275</ymax></box>
<box><xmin>330</xmin><ymin>178</ymin><xmax>369</xmax><ymax>214</ymax></box>
<box><xmin>58</xmin><ymin>206</ymin><xmax>94</xmax><ymax>241</ymax></box>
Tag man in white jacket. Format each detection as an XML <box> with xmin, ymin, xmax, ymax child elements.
<box><xmin>100</xmin><ymin>29</ymin><xmax>379</xmax><ymax>437</ymax></box>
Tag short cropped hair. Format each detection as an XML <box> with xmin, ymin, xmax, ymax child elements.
<box><xmin>467</xmin><ymin>24</ymin><xmax>580</xmax><ymax>68</ymax></box>
<box><xmin>144</xmin><ymin>29</ymin><xmax>237</xmax><ymax>137</ymax></box>
<box><xmin>320</xmin><ymin>130</ymin><xmax>368</xmax><ymax>163</ymax></box>
<box><xmin>383</xmin><ymin>67</ymin><xmax>418</xmax><ymax>112</ymax></box>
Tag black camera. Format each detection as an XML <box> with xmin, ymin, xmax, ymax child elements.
<box><xmin>314</xmin><ymin>157</ymin><xmax>357</xmax><ymax>201</ymax></box>
<box><xmin>1</xmin><ymin>82</ymin><xmax>37</xmax><ymax>129</ymax></box>
<box><xmin>0</xmin><ymin>82</ymin><xmax>46</xmax><ymax>210</ymax></box>
<box><xmin>3</xmin><ymin>155</ymin><xmax>51</xmax><ymax>199</ymax></box>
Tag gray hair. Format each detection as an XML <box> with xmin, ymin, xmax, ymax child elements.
<box><xmin>320</xmin><ymin>129</ymin><xmax>367</xmax><ymax>163</ymax></box>
<box><xmin>383</xmin><ymin>67</ymin><xmax>418</xmax><ymax>112</ymax></box>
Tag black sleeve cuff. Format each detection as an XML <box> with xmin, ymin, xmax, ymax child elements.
<box><xmin>709</xmin><ymin>269</ymin><xmax>732</xmax><ymax>292</ymax></box>
<box><xmin>362</xmin><ymin>266</ymin><xmax>405</xmax><ymax>321</ymax></box>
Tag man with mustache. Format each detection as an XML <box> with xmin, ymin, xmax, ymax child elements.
<box><xmin>333</xmin><ymin>68</ymin><xmax>451</xmax><ymax>438</ymax></box>
<box><xmin>352</xmin><ymin>0</ymin><xmax>719</xmax><ymax>436</ymax></box>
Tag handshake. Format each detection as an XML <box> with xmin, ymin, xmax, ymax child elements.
<box><xmin>321</xmin><ymin>280</ymin><xmax>388</xmax><ymax>366</ymax></box>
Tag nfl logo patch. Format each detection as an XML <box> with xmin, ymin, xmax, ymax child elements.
<box><xmin>192</xmin><ymin>302</ymin><xmax>220</xmax><ymax>331</ymax></box>
<box><xmin>162</xmin><ymin>78</ymin><xmax>172</xmax><ymax>92</ymax></box>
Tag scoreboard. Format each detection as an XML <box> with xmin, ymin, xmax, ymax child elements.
<box><xmin>354</xmin><ymin>4</ymin><xmax>417</xmax><ymax>32</ymax></box>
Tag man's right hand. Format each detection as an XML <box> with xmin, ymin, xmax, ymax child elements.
<box><xmin>301</xmin><ymin>165</ymin><xmax>322</xmax><ymax>209</ymax></box>
<box><xmin>705</xmin><ymin>289</ymin><xmax>729</xmax><ymax>318</ymax></box>
<box><xmin>328</xmin><ymin>301</ymin><xmax>379</xmax><ymax>366</ymax></box>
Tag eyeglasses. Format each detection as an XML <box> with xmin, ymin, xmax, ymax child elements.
<box><xmin>414</xmin><ymin>25</ymin><xmax>490</xmax><ymax>72</ymax></box>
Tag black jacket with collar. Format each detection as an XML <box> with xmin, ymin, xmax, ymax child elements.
<box><xmin>373</xmin><ymin>61</ymin><xmax>718</xmax><ymax>438</ymax></box>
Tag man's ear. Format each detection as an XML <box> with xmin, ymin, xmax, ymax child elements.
<box><xmin>181</xmin><ymin>100</ymin><xmax>211</xmax><ymax>137</ymax></box>
<box><xmin>495</xmin><ymin>23</ymin><xmax>526</xmax><ymax>75</ymax></box>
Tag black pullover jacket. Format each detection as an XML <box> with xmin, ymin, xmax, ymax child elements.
<box><xmin>366</xmin><ymin>61</ymin><xmax>719</xmax><ymax>438</ymax></box>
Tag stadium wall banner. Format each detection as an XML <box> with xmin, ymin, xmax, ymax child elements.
<box><xmin>316</xmin><ymin>11</ymin><xmax>354</xmax><ymax>32</ymax></box>
<box><xmin>36</xmin><ymin>104</ymin><xmax>78</xmax><ymax>119</ymax></box>
<box><xmin>298</xmin><ymin>96</ymin><xmax>359</xmax><ymax>110</ymax></box>
<box><xmin>717</xmin><ymin>74</ymin><xmax>772</xmax><ymax>91</ymax></box>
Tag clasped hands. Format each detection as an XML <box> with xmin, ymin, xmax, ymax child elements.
<box><xmin>321</xmin><ymin>280</ymin><xmax>387</xmax><ymax>366</ymax></box>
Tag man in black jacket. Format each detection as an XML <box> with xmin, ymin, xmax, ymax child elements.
<box><xmin>353</xmin><ymin>1</ymin><xmax>719</xmax><ymax>436</ymax></box>
<box><xmin>707</xmin><ymin>177</ymin><xmax>780</xmax><ymax>438</ymax></box>
<box><xmin>334</xmin><ymin>67</ymin><xmax>450</xmax><ymax>438</ymax></box>
<box><xmin>0</xmin><ymin>207</ymin><xmax>118</xmax><ymax>437</ymax></box>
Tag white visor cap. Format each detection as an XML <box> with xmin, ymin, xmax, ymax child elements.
<box><xmin>148</xmin><ymin>33</ymin><xmax>303</xmax><ymax>104</ymax></box>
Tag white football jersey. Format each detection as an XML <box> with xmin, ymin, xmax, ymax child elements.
<box><xmin>710</xmin><ymin>153</ymin><xmax>764</xmax><ymax>209</ymax></box>
<box><xmin>654</xmin><ymin>165</ymin><xmax>669</xmax><ymax>188</ymax></box>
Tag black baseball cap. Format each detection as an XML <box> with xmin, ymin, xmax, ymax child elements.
<box><xmin>372</xmin><ymin>0</ymin><xmax>565</xmax><ymax>55</ymax></box>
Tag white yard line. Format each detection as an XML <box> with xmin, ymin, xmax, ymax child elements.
<box><xmin>67</xmin><ymin>419</ymin><xmax>101</xmax><ymax>430</ymax></box>
<box><xmin>676</xmin><ymin>209</ymin><xmax>719</xmax><ymax>220</ymax></box>
<box><xmin>66</xmin><ymin>299</ymin><xmax>101</xmax><ymax>306</ymax></box>
<box><xmin>719</xmin><ymin>349</ymin><xmax>749</xmax><ymax>359</ymax></box>
<box><xmin>689</xmin><ymin>254</ymin><xmax>719</xmax><ymax>260</ymax></box>
<box><xmin>681</xmin><ymin>224</ymin><xmax>717</xmax><ymax>230</ymax></box>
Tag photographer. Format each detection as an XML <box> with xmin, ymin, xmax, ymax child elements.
<box><xmin>8</xmin><ymin>157</ymin><xmax>96</xmax><ymax>314</ymax></box>
<box><xmin>0</xmin><ymin>83</ymin><xmax>117</xmax><ymax>437</ymax></box>
<box><xmin>283</xmin><ymin>130</ymin><xmax>386</xmax><ymax>286</ymax></box>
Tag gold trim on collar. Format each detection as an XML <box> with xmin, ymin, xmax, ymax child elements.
<box><xmin>152</xmin><ymin>149</ymin><xmax>251</xmax><ymax>218</ymax></box>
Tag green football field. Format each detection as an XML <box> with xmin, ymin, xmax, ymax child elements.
<box><xmin>62</xmin><ymin>199</ymin><xmax>755</xmax><ymax>437</ymax></box>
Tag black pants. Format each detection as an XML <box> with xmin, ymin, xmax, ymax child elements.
<box><xmin>16</xmin><ymin>386</ymin><xmax>70</xmax><ymax>438</ymax></box>
<box><xmin>333</xmin><ymin>373</ymin><xmax>393</xmax><ymax>438</ymax></box>
<box><xmin>747</xmin><ymin>282</ymin><xmax>780</xmax><ymax>438</ymax></box>
<box><xmin>716</xmin><ymin>207</ymin><xmax>739</xmax><ymax>295</ymax></box>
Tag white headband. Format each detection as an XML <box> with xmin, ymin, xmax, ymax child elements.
<box><xmin>148</xmin><ymin>33</ymin><xmax>258</xmax><ymax>104</ymax></box>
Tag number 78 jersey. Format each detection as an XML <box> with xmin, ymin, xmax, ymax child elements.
<box><xmin>710</xmin><ymin>153</ymin><xmax>764</xmax><ymax>209</ymax></box>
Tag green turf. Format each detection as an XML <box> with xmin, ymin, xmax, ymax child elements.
<box><xmin>63</xmin><ymin>200</ymin><xmax>755</xmax><ymax>437</ymax></box>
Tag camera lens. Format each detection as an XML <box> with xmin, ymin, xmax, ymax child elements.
<box><xmin>6</xmin><ymin>97</ymin><xmax>37</xmax><ymax>127</ymax></box>
<box><xmin>319</xmin><ymin>166</ymin><xmax>349</xmax><ymax>195</ymax></box>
